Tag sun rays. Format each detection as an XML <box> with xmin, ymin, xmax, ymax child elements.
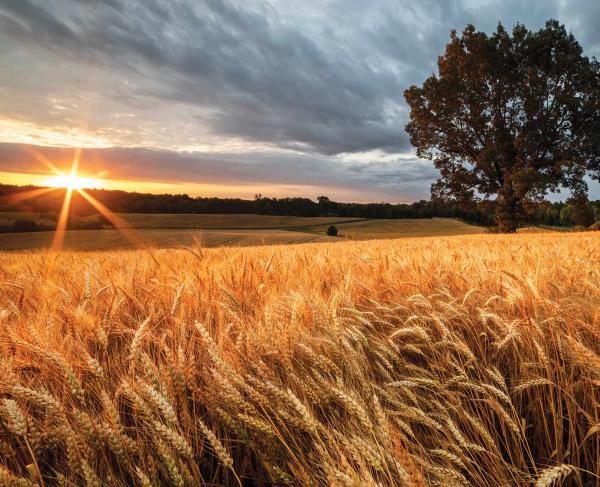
<box><xmin>51</xmin><ymin>181</ymin><xmax>74</xmax><ymax>251</ymax></box>
<box><xmin>12</xmin><ymin>148</ymin><xmax>141</xmax><ymax>251</ymax></box>
<box><xmin>77</xmin><ymin>188</ymin><xmax>143</xmax><ymax>246</ymax></box>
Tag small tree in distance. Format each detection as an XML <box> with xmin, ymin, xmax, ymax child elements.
<box><xmin>405</xmin><ymin>20</ymin><xmax>600</xmax><ymax>232</ymax></box>
<box><xmin>327</xmin><ymin>225</ymin><xmax>338</xmax><ymax>236</ymax></box>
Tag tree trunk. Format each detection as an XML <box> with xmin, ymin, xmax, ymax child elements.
<box><xmin>495</xmin><ymin>181</ymin><xmax>520</xmax><ymax>233</ymax></box>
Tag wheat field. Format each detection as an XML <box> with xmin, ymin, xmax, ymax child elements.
<box><xmin>0</xmin><ymin>232</ymin><xmax>599</xmax><ymax>486</ymax></box>
<box><xmin>0</xmin><ymin>215</ymin><xmax>482</xmax><ymax>252</ymax></box>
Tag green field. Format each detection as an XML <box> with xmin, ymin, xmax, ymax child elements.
<box><xmin>110</xmin><ymin>213</ymin><xmax>361</xmax><ymax>229</ymax></box>
<box><xmin>0</xmin><ymin>228</ymin><xmax>339</xmax><ymax>251</ymax></box>
<box><xmin>302</xmin><ymin>217</ymin><xmax>483</xmax><ymax>239</ymax></box>
<box><xmin>0</xmin><ymin>213</ymin><xmax>484</xmax><ymax>251</ymax></box>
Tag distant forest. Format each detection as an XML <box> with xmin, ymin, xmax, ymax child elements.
<box><xmin>1</xmin><ymin>183</ymin><xmax>599</xmax><ymax>232</ymax></box>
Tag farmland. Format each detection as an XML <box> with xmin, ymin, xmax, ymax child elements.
<box><xmin>304</xmin><ymin>217</ymin><xmax>483</xmax><ymax>239</ymax></box>
<box><xmin>0</xmin><ymin>231</ymin><xmax>598</xmax><ymax>486</ymax></box>
<box><xmin>0</xmin><ymin>228</ymin><xmax>339</xmax><ymax>251</ymax></box>
<box><xmin>0</xmin><ymin>213</ymin><xmax>483</xmax><ymax>251</ymax></box>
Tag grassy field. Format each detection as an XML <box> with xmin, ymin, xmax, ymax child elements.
<box><xmin>0</xmin><ymin>213</ymin><xmax>483</xmax><ymax>250</ymax></box>
<box><xmin>0</xmin><ymin>211</ymin><xmax>358</xmax><ymax>229</ymax></box>
<box><xmin>304</xmin><ymin>217</ymin><xmax>483</xmax><ymax>239</ymax></box>
<box><xmin>0</xmin><ymin>231</ymin><xmax>598</xmax><ymax>486</ymax></box>
<box><xmin>111</xmin><ymin>213</ymin><xmax>361</xmax><ymax>229</ymax></box>
<box><xmin>0</xmin><ymin>228</ymin><xmax>337</xmax><ymax>251</ymax></box>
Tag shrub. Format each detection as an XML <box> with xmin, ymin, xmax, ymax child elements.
<box><xmin>12</xmin><ymin>219</ymin><xmax>41</xmax><ymax>232</ymax></box>
<box><xmin>589</xmin><ymin>221</ymin><xmax>600</xmax><ymax>231</ymax></box>
<box><xmin>326</xmin><ymin>225</ymin><xmax>338</xmax><ymax>236</ymax></box>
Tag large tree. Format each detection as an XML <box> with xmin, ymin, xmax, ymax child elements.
<box><xmin>404</xmin><ymin>20</ymin><xmax>600</xmax><ymax>232</ymax></box>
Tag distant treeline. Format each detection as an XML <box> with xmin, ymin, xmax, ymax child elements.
<box><xmin>0</xmin><ymin>214</ymin><xmax>105</xmax><ymax>234</ymax></box>
<box><xmin>1</xmin><ymin>183</ymin><xmax>599</xmax><ymax>230</ymax></box>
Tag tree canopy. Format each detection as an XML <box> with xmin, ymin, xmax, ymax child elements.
<box><xmin>405</xmin><ymin>20</ymin><xmax>600</xmax><ymax>232</ymax></box>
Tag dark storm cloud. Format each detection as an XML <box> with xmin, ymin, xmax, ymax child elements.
<box><xmin>3</xmin><ymin>0</ymin><xmax>597</xmax><ymax>156</ymax></box>
<box><xmin>0</xmin><ymin>0</ymin><xmax>412</xmax><ymax>154</ymax></box>
<box><xmin>0</xmin><ymin>0</ymin><xmax>599</xmax><ymax>199</ymax></box>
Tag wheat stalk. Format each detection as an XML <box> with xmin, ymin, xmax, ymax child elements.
<box><xmin>534</xmin><ymin>464</ymin><xmax>576</xmax><ymax>487</ymax></box>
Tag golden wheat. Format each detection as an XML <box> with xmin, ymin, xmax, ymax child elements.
<box><xmin>0</xmin><ymin>232</ymin><xmax>598</xmax><ymax>485</ymax></box>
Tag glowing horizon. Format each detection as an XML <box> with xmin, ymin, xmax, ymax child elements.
<box><xmin>44</xmin><ymin>173</ymin><xmax>103</xmax><ymax>190</ymax></box>
<box><xmin>0</xmin><ymin>170</ymin><xmax>397</xmax><ymax>203</ymax></box>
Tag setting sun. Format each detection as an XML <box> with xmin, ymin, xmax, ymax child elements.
<box><xmin>45</xmin><ymin>173</ymin><xmax>100</xmax><ymax>190</ymax></box>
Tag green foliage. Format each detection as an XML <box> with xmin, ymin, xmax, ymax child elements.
<box><xmin>560</xmin><ymin>194</ymin><xmax>596</xmax><ymax>227</ymax></box>
<box><xmin>560</xmin><ymin>205</ymin><xmax>576</xmax><ymax>226</ymax></box>
<box><xmin>532</xmin><ymin>202</ymin><xmax>562</xmax><ymax>227</ymax></box>
<box><xmin>569</xmin><ymin>194</ymin><xmax>596</xmax><ymax>227</ymax></box>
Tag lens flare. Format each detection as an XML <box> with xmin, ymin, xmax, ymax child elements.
<box><xmin>16</xmin><ymin>147</ymin><xmax>141</xmax><ymax>251</ymax></box>
<box><xmin>50</xmin><ymin>185</ymin><xmax>74</xmax><ymax>251</ymax></box>
<box><xmin>49</xmin><ymin>148</ymin><xmax>82</xmax><ymax>251</ymax></box>
<box><xmin>45</xmin><ymin>174</ymin><xmax>100</xmax><ymax>190</ymax></box>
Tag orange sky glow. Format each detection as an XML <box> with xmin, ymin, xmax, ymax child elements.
<box><xmin>0</xmin><ymin>117</ymin><xmax>408</xmax><ymax>202</ymax></box>
<box><xmin>0</xmin><ymin>117</ymin><xmax>397</xmax><ymax>201</ymax></box>
<box><xmin>0</xmin><ymin>169</ymin><xmax>376</xmax><ymax>202</ymax></box>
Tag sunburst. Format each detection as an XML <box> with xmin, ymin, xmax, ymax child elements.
<box><xmin>45</xmin><ymin>173</ymin><xmax>98</xmax><ymax>190</ymax></box>
<box><xmin>12</xmin><ymin>147</ymin><xmax>141</xmax><ymax>251</ymax></box>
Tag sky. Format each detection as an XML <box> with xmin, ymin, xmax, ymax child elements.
<box><xmin>0</xmin><ymin>0</ymin><xmax>599</xmax><ymax>202</ymax></box>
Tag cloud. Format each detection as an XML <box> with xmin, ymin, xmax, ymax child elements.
<box><xmin>2</xmin><ymin>0</ymin><xmax>597</xmax><ymax>155</ymax></box>
<box><xmin>0</xmin><ymin>0</ymin><xmax>413</xmax><ymax>154</ymax></box>
<box><xmin>0</xmin><ymin>142</ymin><xmax>438</xmax><ymax>201</ymax></box>
<box><xmin>0</xmin><ymin>0</ymin><xmax>599</xmax><ymax>199</ymax></box>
